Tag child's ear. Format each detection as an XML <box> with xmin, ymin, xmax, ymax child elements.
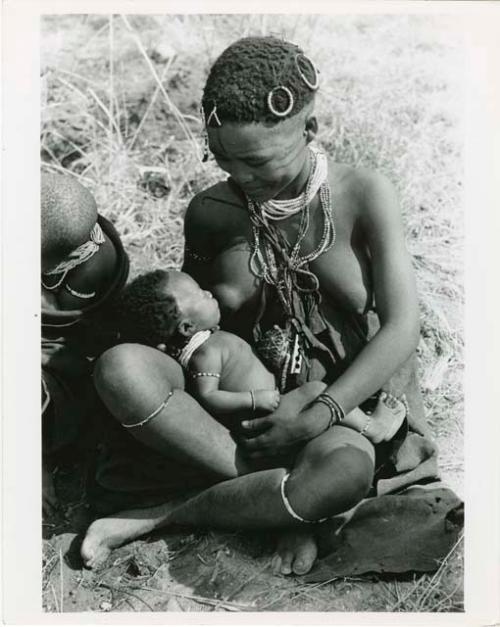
<box><xmin>177</xmin><ymin>319</ymin><xmax>196</xmax><ymax>338</ymax></box>
<box><xmin>156</xmin><ymin>343</ymin><xmax>167</xmax><ymax>353</ymax></box>
<box><xmin>304</xmin><ymin>115</ymin><xmax>318</xmax><ymax>144</ymax></box>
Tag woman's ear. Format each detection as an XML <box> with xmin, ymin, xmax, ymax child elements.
<box><xmin>304</xmin><ymin>115</ymin><xmax>318</xmax><ymax>144</ymax></box>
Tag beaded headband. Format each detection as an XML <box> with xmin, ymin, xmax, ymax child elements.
<box><xmin>43</xmin><ymin>222</ymin><xmax>104</xmax><ymax>277</ymax></box>
<box><xmin>41</xmin><ymin>221</ymin><xmax>105</xmax><ymax>291</ymax></box>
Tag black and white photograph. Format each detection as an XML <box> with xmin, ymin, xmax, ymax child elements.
<box><xmin>3</xmin><ymin>1</ymin><xmax>500</xmax><ymax>622</ymax></box>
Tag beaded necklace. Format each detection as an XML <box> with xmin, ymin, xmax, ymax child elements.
<box><xmin>257</xmin><ymin>145</ymin><xmax>327</xmax><ymax>221</ymax></box>
<box><xmin>247</xmin><ymin>147</ymin><xmax>335</xmax><ymax>390</ymax></box>
<box><xmin>176</xmin><ymin>330</ymin><xmax>212</xmax><ymax>369</ymax></box>
<box><xmin>247</xmin><ymin>147</ymin><xmax>335</xmax><ymax>312</ymax></box>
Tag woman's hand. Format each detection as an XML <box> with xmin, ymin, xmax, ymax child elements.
<box><xmin>238</xmin><ymin>381</ymin><xmax>328</xmax><ymax>459</ymax></box>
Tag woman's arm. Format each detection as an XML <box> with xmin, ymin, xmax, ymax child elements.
<box><xmin>320</xmin><ymin>170</ymin><xmax>420</xmax><ymax>416</ymax></box>
<box><xmin>240</xmin><ymin>171</ymin><xmax>420</xmax><ymax>455</ymax></box>
<box><xmin>182</xmin><ymin>195</ymin><xmax>216</xmax><ymax>286</ymax></box>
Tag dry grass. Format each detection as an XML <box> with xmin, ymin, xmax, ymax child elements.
<box><xmin>41</xmin><ymin>14</ymin><xmax>464</xmax><ymax>612</ymax></box>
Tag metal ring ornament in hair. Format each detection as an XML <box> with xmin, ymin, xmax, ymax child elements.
<box><xmin>295</xmin><ymin>53</ymin><xmax>320</xmax><ymax>91</ymax></box>
<box><xmin>267</xmin><ymin>85</ymin><xmax>294</xmax><ymax>118</ymax></box>
<box><xmin>206</xmin><ymin>104</ymin><xmax>222</xmax><ymax>128</ymax></box>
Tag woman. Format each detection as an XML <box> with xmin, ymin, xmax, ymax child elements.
<box><xmin>81</xmin><ymin>37</ymin><xmax>447</xmax><ymax>575</ymax></box>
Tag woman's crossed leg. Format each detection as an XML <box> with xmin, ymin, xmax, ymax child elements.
<box><xmin>82</xmin><ymin>343</ymin><xmax>375</xmax><ymax>573</ymax></box>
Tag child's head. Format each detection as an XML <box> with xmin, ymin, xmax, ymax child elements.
<box><xmin>41</xmin><ymin>172</ymin><xmax>99</xmax><ymax>273</ymax></box>
<box><xmin>202</xmin><ymin>37</ymin><xmax>320</xmax><ymax>203</ymax></box>
<box><xmin>118</xmin><ymin>270</ymin><xmax>220</xmax><ymax>347</ymax></box>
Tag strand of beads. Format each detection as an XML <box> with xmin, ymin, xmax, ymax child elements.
<box><xmin>247</xmin><ymin>156</ymin><xmax>335</xmax><ymax>299</ymax></box>
<box><xmin>177</xmin><ymin>330</ymin><xmax>212</xmax><ymax>369</ymax></box>
<box><xmin>257</xmin><ymin>146</ymin><xmax>327</xmax><ymax>221</ymax></box>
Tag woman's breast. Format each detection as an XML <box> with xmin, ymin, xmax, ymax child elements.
<box><xmin>310</xmin><ymin>244</ymin><xmax>373</xmax><ymax>315</ymax></box>
<box><xmin>208</xmin><ymin>242</ymin><xmax>261</xmax><ymax>336</ymax></box>
<box><xmin>208</xmin><ymin>229</ymin><xmax>374</xmax><ymax>333</ymax></box>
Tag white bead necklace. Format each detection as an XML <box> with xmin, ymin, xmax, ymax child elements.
<box><xmin>258</xmin><ymin>145</ymin><xmax>327</xmax><ymax>221</ymax></box>
<box><xmin>177</xmin><ymin>330</ymin><xmax>212</xmax><ymax>369</ymax></box>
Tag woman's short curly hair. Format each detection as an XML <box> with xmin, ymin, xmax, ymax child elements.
<box><xmin>202</xmin><ymin>36</ymin><xmax>318</xmax><ymax>125</ymax></box>
<box><xmin>117</xmin><ymin>270</ymin><xmax>181</xmax><ymax>346</ymax></box>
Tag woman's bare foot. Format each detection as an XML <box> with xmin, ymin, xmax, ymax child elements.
<box><xmin>362</xmin><ymin>392</ymin><xmax>406</xmax><ymax>444</ymax></box>
<box><xmin>271</xmin><ymin>529</ymin><xmax>318</xmax><ymax>576</ymax></box>
<box><xmin>81</xmin><ymin>501</ymin><xmax>177</xmax><ymax>569</ymax></box>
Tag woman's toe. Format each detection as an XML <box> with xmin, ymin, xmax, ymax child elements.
<box><xmin>292</xmin><ymin>539</ymin><xmax>317</xmax><ymax>575</ymax></box>
<box><xmin>279</xmin><ymin>550</ymin><xmax>294</xmax><ymax>575</ymax></box>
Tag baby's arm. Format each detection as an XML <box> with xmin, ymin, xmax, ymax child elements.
<box><xmin>192</xmin><ymin>373</ymin><xmax>254</xmax><ymax>415</ymax></box>
<box><xmin>190</xmin><ymin>347</ymin><xmax>279</xmax><ymax>416</ymax></box>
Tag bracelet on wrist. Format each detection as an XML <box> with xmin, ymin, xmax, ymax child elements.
<box><xmin>314</xmin><ymin>393</ymin><xmax>346</xmax><ymax>432</ymax></box>
<box><xmin>250</xmin><ymin>389</ymin><xmax>256</xmax><ymax>412</ymax></box>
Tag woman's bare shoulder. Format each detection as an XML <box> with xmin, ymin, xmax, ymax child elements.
<box><xmin>328</xmin><ymin>161</ymin><xmax>389</xmax><ymax>191</ymax></box>
<box><xmin>328</xmin><ymin>161</ymin><xmax>396</xmax><ymax>216</ymax></box>
<box><xmin>186</xmin><ymin>180</ymin><xmax>246</xmax><ymax>227</ymax></box>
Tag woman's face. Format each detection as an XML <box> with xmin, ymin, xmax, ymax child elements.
<box><xmin>207</xmin><ymin>114</ymin><xmax>313</xmax><ymax>203</ymax></box>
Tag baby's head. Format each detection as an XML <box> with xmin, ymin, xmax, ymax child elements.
<box><xmin>201</xmin><ymin>36</ymin><xmax>320</xmax><ymax>202</ymax></box>
<box><xmin>118</xmin><ymin>270</ymin><xmax>220</xmax><ymax>348</ymax></box>
<box><xmin>41</xmin><ymin>172</ymin><xmax>99</xmax><ymax>273</ymax></box>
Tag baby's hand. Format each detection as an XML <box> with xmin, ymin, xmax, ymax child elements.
<box><xmin>253</xmin><ymin>389</ymin><xmax>281</xmax><ymax>412</ymax></box>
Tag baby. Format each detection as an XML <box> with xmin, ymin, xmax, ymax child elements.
<box><xmin>117</xmin><ymin>270</ymin><xmax>405</xmax><ymax>443</ymax></box>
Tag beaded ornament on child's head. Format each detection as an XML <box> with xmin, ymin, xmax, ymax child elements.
<box><xmin>201</xmin><ymin>36</ymin><xmax>319</xmax><ymax>134</ymax></box>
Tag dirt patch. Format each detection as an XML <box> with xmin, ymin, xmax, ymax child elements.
<box><xmin>43</xmin><ymin>462</ymin><xmax>463</xmax><ymax>613</ymax></box>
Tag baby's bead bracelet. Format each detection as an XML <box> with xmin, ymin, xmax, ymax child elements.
<box><xmin>250</xmin><ymin>390</ymin><xmax>256</xmax><ymax>412</ymax></box>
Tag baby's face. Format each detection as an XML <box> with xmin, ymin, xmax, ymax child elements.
<box><xmin>207</xmin><ymin>115</ymin><xmax>310</xmax><ymax>203</ymax></box>
<box><xmin>169</xmin><ymin>272</ymin><xmax>221</xmax><ymax>331</ymax></box>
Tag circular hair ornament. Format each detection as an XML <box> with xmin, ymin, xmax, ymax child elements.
<box><xmin>295</xmin><ymin>53</ymin><xmax>319</xmax><ymax>91</ymax></box>
<box><xmin>267</xmin><ymin>86</ymin><xmax>294</xmax><ymax>118</ymax></box>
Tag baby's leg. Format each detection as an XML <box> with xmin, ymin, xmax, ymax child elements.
<box><xmin>342</xmin><ymin>393</ymin><xmax>406</xmax><ymax>444</ymax></box>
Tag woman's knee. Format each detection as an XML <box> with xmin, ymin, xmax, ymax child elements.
<box><xmin>288</xmin><ymin>431</ymin><xmax>375</xmax><ymax>520</ymax></box>
<box><xmin>94</xmin><ymin>343</ymin><xmax>184</xmax><ymax>406</ymax></box>
<box><xmin>327</xmin><ymin>444</ymin><xmax>374</xmax><ymax>506</ymax></box>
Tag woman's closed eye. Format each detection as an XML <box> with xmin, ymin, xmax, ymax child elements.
<box><xmin>244</xmin><ymin>158</ymin><xmax>270</xmax><ymax>168</ymax></box>
<box><xmin>213</xmin><ymin>152</ymin><xmax>268</xmax><ymax>169</ymax></box>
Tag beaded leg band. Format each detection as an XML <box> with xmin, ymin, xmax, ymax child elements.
<box><xmin>280</xmin><ymin>472</ymin><xmax>329</xmax><ymax>524</ymax></box>
<box><xmin>122</xmin><ymin>391</ymin><xmax>174</xmax><ymax>429</ymax></box>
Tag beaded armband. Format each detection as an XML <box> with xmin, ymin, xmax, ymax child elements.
<box><xmin>184</xmin><ymin>246</ymin><xmax>214</xmax><ymax>264</ymax></box>
<box><xmin>190</xmin><ymin>372</ymin><xmax>221</xmax><ymax>379</ymax></box>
